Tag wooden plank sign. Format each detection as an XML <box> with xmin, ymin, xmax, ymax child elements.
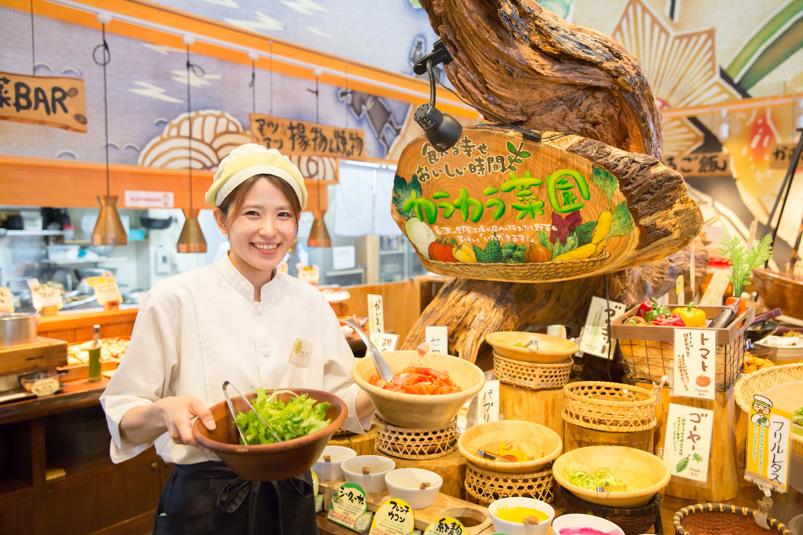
<box><xmin>393</xmin><ymin>126</ymin><xmax>640</xmax><ymax>282</ymax></box>
<box><xmin>250</xmin><ymin>113</ymin><xmax>366</xmax><ymax>160</ymax></box>
<box><xmin>663</xmin><ymin>152</ymin><xmax>731</xmax><ymax>177</ymax></box>
<box><xmin>0</xmin><ymin>72</ymin><xmax>87</xmax><ymax>132</ymax></box>
<box><xmin>769</xmin><ymin>143</ymin><xmax>803</xmax><ymax>170</ymax></box>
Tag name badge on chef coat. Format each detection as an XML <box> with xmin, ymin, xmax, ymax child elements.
<box><xmin>289</xmin><ymin>338</ymin><xmax>312</xmax><ymax>367</ymax></box>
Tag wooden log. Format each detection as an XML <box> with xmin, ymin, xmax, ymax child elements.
<box><xmin>499</xmin><ymin>384</ymin><xmax>564</xmax><ymax>442</ymax></box>
<box><xmin>563</xmin><ymin>421</ymin><xmax>654</xmax><ymax>453</ymax></box>
<box><xmin>328</xmin><ymin>429</ymin><xmax>377</xmax><ymax>457</ymax></box>
<box><xmin>388</xmin><ymin>449</ymin><xmax>468</xmax><ymax>500</ymax></box>
<box><xmin>419</xmin><ymin>0</ymin><xmax>663</xmax><ymax>159</ymax></box>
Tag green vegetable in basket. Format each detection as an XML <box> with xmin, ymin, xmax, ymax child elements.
<box><xmin>567</xmin><ymin>467</ymin><xmax>627</xmax><ymax>491</ymax></box>
<box><xmin>718</xmin><ymin>233</ymin><xmax>773</xmax><ymax>297</ymax></box>
<box><xmin>235</xmin><ymin>389</ymin><xmax>331</xmax><ymax>445</ymax></box>
<box><xmin>794</xmin><ymin>406</ymin><xmax>803</xmax><ymax>426</ymax></box>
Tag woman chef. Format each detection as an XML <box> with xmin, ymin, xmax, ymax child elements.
<box><xmin>100</xmin><ymin>143</ymin><xmax>374</xmax><ymax>534</ymax></box>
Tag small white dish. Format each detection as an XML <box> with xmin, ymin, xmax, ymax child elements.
<box><xmin>552</xmin><ymin>513</ymin><xmax>624</xmax><ymax>535</ymax></box>
<box><xmin>341</xmin><ymin>455</ymin><xmax>395</xmax><ymax>493</ymax></box>
<box><xmin>313</xmin><ymin>445</ymin><xmax>356</xmax><ymax>481</ymax></box>
<box><xmin>384</xmin><ymin>468</ymin><xmax>443</xmax><ymax>510</ymax></box>
<box><xmin>488</xmin><ymin>496</ymin><xmax>555</xmax><ymax>535</ymax></box>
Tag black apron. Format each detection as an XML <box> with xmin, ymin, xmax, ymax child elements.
<box><xmin>153</xmin><ymin>461</ymin><xmax>319</xmax><ymax>535</ymax></box>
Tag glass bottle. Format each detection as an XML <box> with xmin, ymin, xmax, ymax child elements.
<box><xmin>88</xmin><ymin>324</ymin><xmax>101</xmax><ymax>382</ymax></box>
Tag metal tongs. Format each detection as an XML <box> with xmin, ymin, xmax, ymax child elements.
<box><xmin>344</xmin><ymin>319</ymin><xmax>394</xmax><ymax>382</ymax></box>
<box><xmin>221</xmin><ymin>381</ymin><xmax>280</xmax><ymax>444</ymax></box>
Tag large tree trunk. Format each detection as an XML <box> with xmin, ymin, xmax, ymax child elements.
<box><xmin>420</xmin><ymin>0</ymin><xmax>663</xmax><ymax>159</ymax></box>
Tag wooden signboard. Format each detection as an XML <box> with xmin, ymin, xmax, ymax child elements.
<box><xmin>250</xmin><ymin>113</ymin><xmax>366</xmax><ymax>160</ymax></box>
<box><xmin>769</xmin><ymin>143</ymin><xmax>802</xmax><ymax>170</ymax></box>
<box><xmin>0</xmin><ymin>72</ymin><xmax>87</xmax><ymax>132</ymax></box>
<box><xmin>663</xmin><ymin>152</ymin><xmax>731</xmax><ymax>177</ymax></box>
<box><xmin>394</xmin><ymin>126</ymin><xmax>641</xmax><ymax>282</ymax></box>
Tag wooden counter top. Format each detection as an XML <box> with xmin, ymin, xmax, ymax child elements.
<box><xmin>0</xmin><ymin>377</ymin><xmax>108</xmax><ymax>426</ymax></box>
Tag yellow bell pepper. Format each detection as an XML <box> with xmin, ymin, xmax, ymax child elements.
<box><xmin>671</xmin><ymin>303</ymin><xmax>707</xmax><ymax>327</ymax></box>
<box><xmin>453</xmin><ymin>243</ymin><xmax>477</xmax><ymax>263</ymax></box>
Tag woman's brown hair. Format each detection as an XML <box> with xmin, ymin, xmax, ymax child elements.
<box><xmin>217</xmin><ymin>175</ymin><xmax>302</xmax><ymax>225</ymax></box>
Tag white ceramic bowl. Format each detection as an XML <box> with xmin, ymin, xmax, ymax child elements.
<box><xmin>552</xmin><ymin>513</ymin><xmax>624</xmax><ymax>535</ymax></box>
<box><xmin>341</xmin><ymin>455</ymin><xmax>396</xmax><ymax>493</ymax></box>
<box><xmin>384</xmin><ymin>468</ymin><xmax>443</xmax><ymax>510</ymax></box>
<box><xmin>488</xmin><ymin>497</ymin><xmax>555</xmax><ymax>535</ymax></box>
<box><xmin>313</xmin><ymin>445</ymin><xmax>356</xmax><ymax>481</ymax></box>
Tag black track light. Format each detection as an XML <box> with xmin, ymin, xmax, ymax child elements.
<box><xmin>413</xmin><ymin>40</ymin><xmax>462</xmax><ymax>152</ymax></box>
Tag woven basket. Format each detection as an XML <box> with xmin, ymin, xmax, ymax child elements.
<box><xmin>562</xmin><ymin>381</ymin><xmax>657</xmax><ymax>432</ymax></box>
<box><xmin>562</xmin><ymin>490</ymin><xmax>662</xmax><ymax>535</ymax></box>
<box><xmin>734</xmin><ymin>363</ymin><xmax>803</xmax><ymax>456</ymax></box>
<box><xmin>419</xmin><ymin>253</ymin><xmax>610</xmax><ymax>283</ymax></box>
<box><xmin>612</xmin><ymin>305</ymin><xmax>752</xmax><ymax>392</ymax></box>
<box><xmin>673</xmin><ymin>503</ymin><xmax>790</xmax><ymax>534</ymax></box>
<box><xmin>374</xmin><ymin>416</ymin><xmax>458</xmax><ymax>460</ymax></box>
<box><xmin>493</xmin><ymin>354</ymin><xmax>573</xmax><ymax>390</ymax></box>
<box><xmin>464</xmin><ymin>463</ymin><xmax>554</xmax><ymax>505</ymax></box>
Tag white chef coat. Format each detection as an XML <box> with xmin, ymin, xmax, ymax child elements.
<box><xmin>100</xmin><ymin>254</ymin><xmax>367</xmax><ymax>465</ymax></box>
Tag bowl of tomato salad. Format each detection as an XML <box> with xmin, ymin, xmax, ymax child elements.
<box><xmin>352</xmin><ymin>350</ymin><xmax>485</xmax><ymax>427</ymax></box>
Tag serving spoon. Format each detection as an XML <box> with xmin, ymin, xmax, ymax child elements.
<box><xmin>344</xmin><ymin>318</ymin><xmax>394</xmax><ymax>382</ymax></box>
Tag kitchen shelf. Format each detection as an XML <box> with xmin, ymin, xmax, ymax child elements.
<box><xmin>40</xmin><ymin>258</ymin><xmax>123</xmax><ymax>266</ymax></box>
<box><xmin>0</xmin><ymin>229</ymin><xmax>66</xmax><ymax>237</ymax></box>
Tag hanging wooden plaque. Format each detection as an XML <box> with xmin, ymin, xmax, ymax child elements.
<box><xmin>0</xmin><ymin>72</ymin><xmax>87</xmax><ymax>132</ymax></box>
<box><xmin>250</xmin><ymin>113</ymin><xmax>366</xmax><ymax>160</ymax></box>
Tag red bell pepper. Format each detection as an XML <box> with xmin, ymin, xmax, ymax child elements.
<box><xmin>651</xmin><ymin>314</ymin><xmax>685</xmax><ymax>327</ymax></box>
<box><xmin>637</xmin><ymin>299</ymin><xmax>654</xmax><ymax>318</ymax></box>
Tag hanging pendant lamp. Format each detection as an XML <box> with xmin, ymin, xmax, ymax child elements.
<box><xmin>91</xmin><ymin>15</ymin><xmax>127</xmax><ymax>246</ymax></box>
<box><xmin>176</xmin><ymin>36</ymin><xmax>207</xmax><ymax>253</ymax></box>
<box><xmin>306</xmin><ymin>74</ymin><xmax>332</xmax><ymax>248</ymax></box>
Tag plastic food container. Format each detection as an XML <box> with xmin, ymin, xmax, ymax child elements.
<box><xmin>384</xmin><ymin>468</ymin><xmax>442</xmax><ymax>509</ymax></box>
<box><xmin>341</xmin><ymin>455</ymin><xmax>395</xmax><ymax>493</ymax></box>
<box><xmin>488</xmin><ymin>496</ymin><xmax>555</xmax><ymax>535</ymax></box>
<box><xmin>313</xmin><ymin>445</ymin><xmax>356</xmax><ymax>481</ymax></box>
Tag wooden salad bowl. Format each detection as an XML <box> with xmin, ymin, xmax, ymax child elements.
<box><xmin>458</xmin><ymin>419</ymin><xmax>563</xmax><ymax>473</ymax></box>
<box><xmin>193</xmin><ymin>388</ymin><xmax>347</xmax><ymax>481</ymax></box>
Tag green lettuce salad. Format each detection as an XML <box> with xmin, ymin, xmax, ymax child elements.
<box><xmin>567</xmin><ymin>468</ymin><xmax>627</xmax><ymax>492</ymax></box>
<box><xmin>235</xmin><ymin>389</ymin><xmax>331</xmax><ymax>445</ymax></box>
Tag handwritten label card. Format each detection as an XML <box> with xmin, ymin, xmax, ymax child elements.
<box><xmin>663</xmin><ymin>404</ymin><xmax>713</xmax><ymax>482</ymax></box>
<box><xmin>424</xmin><ymin>517</ymin><xmax>465</xmax><ymax>535</ymax></box>
<box><xmin>425</xmin><ymin>326</ymin><xmax>449</xmax><ymax>354</ymax></box>
<box><xmin>370</xmin><ymin>498</ymin><xmax>414</xmax><ymax>535</ymax></box>
<box><xmin>370</xmin><ymin>333</ymin><xmax>399</xmax><ymax>353</ymax></box>
<box><xmin>0</xmin><ymin>287</ymin><xmax>14</xmax><ymax>313</ymax></box>
<box><xmin>28</xmin><ymin>279</ymin><xmax>63</xmax><ymax>313</ymax></box>
<box><xmin>468</xmin><ymin>379</ymin><xmax>498</xmax><ymax>428</ymax></box>
<box><xmin>673</xmin><ymin>329</ymin><xmax>716</xmax><ymax>399</ymax></box>
<box><xmin>328</xmin><ymin>482</ymin><xmax>373</xmax><ymax>532</ymax></box>
<box><xmin>579</xmin><ymin>296</ymin><xmax>627</xmax><ymax>358</ymax></box>
<box><xmin>368</xmin><ymin>294</ymin><xmax>384</xmax><ymax>337</ymax></box>
<box><xmin>746</xmin><ymin>394</ymin><xmax>792</xmax><ymax>492</ymax></box>
<box><xmin>85</xmin><ymin>275</ymin><xmax>122</xmax><ymax>306</ymax></box>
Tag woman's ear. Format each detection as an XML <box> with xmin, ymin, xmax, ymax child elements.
<box><xmin>212</xmin><ymin>208</ymin><xmax>228</xmax><ymax>235</ymax></box>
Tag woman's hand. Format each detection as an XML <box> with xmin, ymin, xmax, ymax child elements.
<box><xmin>154</xmin><ymin>396</ymin><xmax>216</xmax><ymax>446</ymax></box>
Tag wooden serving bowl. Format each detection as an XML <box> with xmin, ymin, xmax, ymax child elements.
<box><xmin>458</xmin><ymin>419</ymin><xmax>563</xmax><ymax>473</ymax></box>
<box><xmin>552</xmin><ymin>445</ymin><xmax>670</xmax><ymax>507</ymax></box>
<box><xmin>352</xmin><ymin>350</ymin><xmax>485</xmax><ymax>428</ymax></box>
<box><xmin>485</xmin><ymin>332</ymin><xmax>578</xmax><ymax>363</ymax></box>
<box><xmin>753</xmin><ymin>268</ymin><xmax>803</xmax><ymax>320</ymax></box>
<box><xmin>192</xmin><ymin>388</ymin><xmax>347</xmax><ymax>481</ymax></box>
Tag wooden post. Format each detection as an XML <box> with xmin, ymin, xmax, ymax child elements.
<box><xmin>499</xmin><ymin>384</ymin><xmax>564</xmax><ymax>442</ymax></box>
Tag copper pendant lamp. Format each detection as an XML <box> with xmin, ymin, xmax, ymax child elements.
<box><xmin>306</xmin><ymin>74</ymin><xmax>332</xmax><ymax>248</ymax></box>
<box><xmin>91</xmin><ymin>16</ymin><xmax>127</xmax><ymax>246</ymax></box>
<box><xmin>176</xmin><ymin>37</ymin><xmax>207</xmax><ymax>253</ymax></box>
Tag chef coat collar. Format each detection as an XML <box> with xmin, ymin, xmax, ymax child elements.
<box><xmin>215</xmin><ymin>253</ymin><xmax>282</xmax><ymax>304</ymax></box>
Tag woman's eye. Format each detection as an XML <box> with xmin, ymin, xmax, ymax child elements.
<box><xmin>278</xmin><ymin>211</ymin><xmax>293</xmax><ymax>218</ymax></box>
<box><xmin>244</xmin><ymin>210</ymin><xmax>260</xmax><ymax>217</ymax></box>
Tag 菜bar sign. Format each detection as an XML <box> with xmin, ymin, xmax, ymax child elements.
<box><xmin>393</xmin><ymin>126</ymin><xmax>639</xmax><ymax>282</ymax></box>
<box><xmin>0</xmin><ymin>72</ymin><xmax>87</xmax><ymax>132</ymax></box>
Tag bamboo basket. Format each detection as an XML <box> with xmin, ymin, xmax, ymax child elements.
<box><xmin>493</xmin><ymin>354</ymin><xmax>573</xmax><ymax>391</ymax></box>
<box><xmin>374</xmin><ymin>416</ymin><xmax>458</xmax><ymax>460</ymax></box>
<box><xmin>419</xmin><ymin>253</ymin><xmax>610</xmax><ymax>283</ymax></box>
<box><xmin>734</xmin><ymin>363</ymin><xmax>803</xmax><ymax>456</ymax></box>
<box><xmin>562</xmin><ymin>381</ymin><xmax>657</xmax><ymax>432</ymax></box>
<box><xmin>611</xmin><ymin>305</ymin><xmax>752</xmax><ymax>391</ymax></box>
<box><xmin>464</xmin><ymin>464</ymin><xmax>555</xmax><ymax>505</ymax></box>
<box><xmin>673</xmin><ymin>503</ymin><xmax>790</xmax><ymax>535</ymax></box>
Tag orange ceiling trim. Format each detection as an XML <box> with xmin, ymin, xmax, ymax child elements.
<box><xmin>1</xmin><ymin>0</ymin><xmax>479</xmax><ymax>119</ymax></box>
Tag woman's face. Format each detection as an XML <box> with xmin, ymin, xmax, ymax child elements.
<box><xmin>215</xmin><ymin>178</ymin><xmax>298</xmax><ymax>285</ymax></box>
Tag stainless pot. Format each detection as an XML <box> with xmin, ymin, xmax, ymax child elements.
<box><xmin>0</xmin><ymin>313</ymin><xmax>38</xmax><ymax>346</ymax></box>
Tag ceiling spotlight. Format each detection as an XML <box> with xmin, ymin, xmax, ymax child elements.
<box><xmin>413</xmin><ymin>40</ymin><xmax>462</xmax><ymax>152</ymax></box>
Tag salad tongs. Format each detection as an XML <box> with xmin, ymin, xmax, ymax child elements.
<box><xmin>221</xmin><ymin>380</ymin><xmax>280</xmax><ymax>443</ymax></box>
<box><xmin>344</xmin><ymin>319</ymin><xmax>394</xmax><ymax>382</ymax></box>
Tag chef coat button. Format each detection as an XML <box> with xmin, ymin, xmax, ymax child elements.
<box><xmin>262</xmin><ymin>350</ymin><xmax>270</xmax><ymax>358</ymax></box>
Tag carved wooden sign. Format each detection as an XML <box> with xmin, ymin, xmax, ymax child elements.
<box><xmin>393</xmin><ymin>127</ymin><xmax>641</xmax><ymax>282</ymax></box>
<box><xmin>250</xmin><ymin>113</ymin><xmax>366</xmax><ymax>160</ymax></box>
<box><xmin>0</xmin><ymin>72</ymin><xmax>87</xmax><ymax>132</ymax></box>
<box><xmin>663</xmin><ymin>152</ymin><xmax>731</xmax><ymax>177</ymax></box>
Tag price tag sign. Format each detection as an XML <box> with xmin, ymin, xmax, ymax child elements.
<box><xmin>371</xmin><ymin>332</ymin><xmax>399</xmax><ymax>353</ymax></box>
<box><xmin>745</xmin><ymin>394</ymin><xmax>792</xmax><ymax>492</ymax></box>
<box><xmin>86</xmin><ymin>275</ymin><xmax>122</xmax><ymax>306</ymax></box>
<box><xmin>673</xmin><ymin>329</ymin><xmax>716</xmax><ymax>400</ymax></box>
<box><xmin>425</xmin><ymin>326</ymin><xmax>449</xmax><ymax>354</ymax></box>
<box><xmin>28</xmin><ymin>279</ymin><xmax>63</xmax><ymax>313</ymax></box>
<box><xmin>424</xmin><ymin>516</ymin><xmax>465</xmax><ymax>535</ymax></box>
<box><xmin>370</xmin><ymin>498</ymin><xmax>415</xmax><ymax>535</ymax></box>
<box><xmin>0</xmin><ymin>287</ymin><xmax>14</xmax><ymax>313</ymax></box>
<box><xmin>468</xmin><ymin>379</ymin><xmax>499</xmax><ymax>427</ymax></box>
<box><xmin>579</xmin><ymin>296</ymin><xmax>626</xmax><ymax>358</ymax></box>
<box><xmin>368</xmin><ymin>294</ymin><xmax>384</xmax><ymax>337</ymax></box>
<box><xmin>328</xmin><ymin>482</ymin><xmax>373</xmax><ymax>532</ymax></box>
<box><xmin>676</xmin><ymin>275</ymin><xmax>685</xmax><ymax>304</ymax></box>
<box><xmin>663</xmin><ymin>403</ymin><xmax>713</xmax><ymax>482</ymax></box>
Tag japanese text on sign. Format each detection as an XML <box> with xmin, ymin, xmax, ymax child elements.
<box><xmin>663</xmin><ymin>152</ymin><xmax>731</xmax><ymax>177</ymax></box>
<box><xmin>769</xmin><ymin>143</ymin><xmax>803</xmax><ymax>170</ymax></box>
<box><xmin>425</xmin><ymin>326</ymin><xmax>448</xmax><ymax>354</ymax></box>
<box><xmin>469</xmin><ymin>379</ymin><xmax>499</xmax><ymax>427</ymax></box>
<box><xmin>370</xmin><ymin>498</ymin><xmax>414</xmax><ymax>535</ymax></box>
<box><xmin>746</xmin><ymin>394</ymin><xmax>792</xmax><ymax>492</ymax></box>
<box><xmin>250</xmin><ymin>113</ymin><xmax>365</xmax><ymax>159</ymax></box>
<box><xmin>423</xmin><ymin>516</ymin><xmax>465</xmax><ymax>535</ymax></box>
<box><xmin>28</xmin><ymin>279</ymin><xmax>63</xmax><ymax>312</ymax></box>
<box><xmin>663</xmin><ymin>404</ymin><xmax>713</xmax><ymax>483</ymax></box>
<box><xmin>328</xmin><ymin>482</ymin><xmax>372</xmax><ymax>531</ymax></box>
<box><xmin>580</xmin><ymin>296</ymin><xmax>626</xmax><ymax>359</ymax></box>
<box><xmin>673</xmin><ymin>328</ymin><xmax>716</xmax><ymax>399</ymax></box>
<box><xmin>370</xmin><ymin>333</ymin><xmax>398</xmax><ymax>353</ymax></box>
<box><xmin>0</xmin><ymin>71</ymin><xmax>87</xmax><ymax>132</ymax></box>
<box><xmin>367</xmin><ymin>294</ymin><xmax>384</xmax><ymax>337</ymax></box>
